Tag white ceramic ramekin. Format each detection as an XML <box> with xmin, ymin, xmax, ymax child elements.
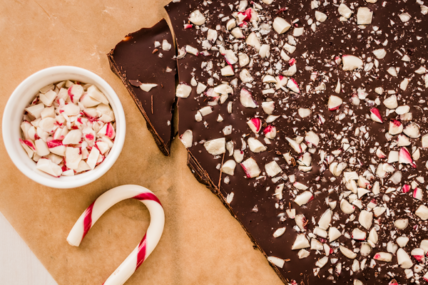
<box><xmin>2</xmin><ymin>66</ymin><xmax>126</xmax><ymax>189</ymax></box>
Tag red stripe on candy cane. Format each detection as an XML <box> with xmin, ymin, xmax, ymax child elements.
<box><xmin>82</xmin><ymin>201</ymin><xmax>95</xmax><ymax>239</ymax></box>
<box><xmin>136</xmin><ymin>234</ymin><xmax>147</xmax><ymax>269</ymax></box>
<box><xmin>133</xmin><ymin>193</ymin><xmax>162</xmax><ymax>206</ymax></box>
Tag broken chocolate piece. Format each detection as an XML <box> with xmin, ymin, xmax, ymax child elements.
<box><xmin>108</xmin><ymin>19</ymin><xmax>176</xmax><ymax>155</ymax></box>
<box><xmin>165</xmin><ymin>0</ymin><xmax>428</xmax><ymax>284</ymax></box>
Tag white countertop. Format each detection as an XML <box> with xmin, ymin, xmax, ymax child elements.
<box><xmin>0</xmin><ymin>212</ymin><xmax>57</xmax><ymax>285</ymax></box>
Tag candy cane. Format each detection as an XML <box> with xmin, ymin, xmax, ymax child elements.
<box><xmin>67</xmin><ymin>185</ymin><xmax>165</xmax><ymax>285</ymax></box>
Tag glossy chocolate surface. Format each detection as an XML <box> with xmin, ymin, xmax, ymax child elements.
<box><xmin>166</xmin><ymin>0</ymin><xmax>428</xmax><ymax>284</ymax></box>
<box><xmin>108</xmin><ymin>19</ymin><xmax>177</xmax><ymax>155</ymax></box>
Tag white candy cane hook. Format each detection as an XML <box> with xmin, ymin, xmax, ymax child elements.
<box><xmin>67</xmin><ymin>185</ymin><xmax>165</xmax><ymax>285</ymax></box>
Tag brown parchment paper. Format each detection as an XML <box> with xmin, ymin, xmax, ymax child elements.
<box><xmin>0</xmin><ymin>1</ymin><xmax>284</xmax><ymax>284</ymax></box>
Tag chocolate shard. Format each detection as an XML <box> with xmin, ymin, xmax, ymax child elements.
<box><xmin>166</xmin><ymin>0</ymin><xmax>428</xmax><ymax>284</ymax></box>
<box><xmin>107</xmin><ymin>19</ymin><xmax>177</xmax><ymax>156</ymax></box>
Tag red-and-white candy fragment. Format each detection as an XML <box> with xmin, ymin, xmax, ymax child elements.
<box><xmin>294</xmin><ymin>191</ymin><xmax>313</xmax><ymax>206</ymax></box>
<box><xmin>370</xmin><ymin>108</ymin><xmax>383</xmax><ymax>123</ymax></box>
<box><xmin>373</xmin><ymin>252</ymin><xmax>392</xmax><ymax>262</ymax></box>
<box><xmin>240</xmin><ymin>89</ymin><xmax>257</xmax><ymax>108</ymax></box>
<box><xmin>328</xmin><ymin>95</ymin><xmax>343</xmax><ymax>111</ymax></box>
<box><xmin>241</xmin><ymin>158</ymin><xmax>261</xmax><ymax>178</ymax></box>
<box><xmin>247</xmin><ymin>118</ymin><xmax>262</xmax><ymax>133</ymax></box>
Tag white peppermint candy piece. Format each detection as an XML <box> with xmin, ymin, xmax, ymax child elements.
<box><xmin>370</xmin><ymin>108</ymin><xmax>383</xmax><ymax>123</ymax></box>
<box><xmin>221</xmin><ymin>160</ymin><xmax>236</xmax><ymax>176</ymax></box>
<box><xmin>389</xmin><ymin>120</ymin><xmax>403</xmax><ymax>135</ymax></box>
<box><xmin>315</xmin><ymin>11</ymin><xmax>327</xmax><ymax>22</ymax></box>
<box><xmin>241</xmin><ymin>157</ymin><xmax>261</xmax><ymax>178</ymax></box>
<box><xmin>87</xmin><ymin>85</ymin><xmax>108</xmax><ymax>105</ymax></box>
<box><xmin>399</xmin><ymin>147</ymin><xmax>416</xmax><ymax>168</ymax></box>
<box><xmin>340</xmin><ymin>246</ymin><xmax>357</xmax><ymax>259</ymax></box>
<box><xmin>298</xmin><ymin>249</ymin><xmax>310</xmax><ymax>259</ymax></box>
<box><xmin>19</xmin><ymin>139</ymin><xmax>35</xmax><ymax>158</ymax></box>
<box><xmin>394</xmin><ymin>219</ymin><xmax>409</xmax><ymax>230</ymax></box>
<box><xmin>352</xmin><ymin>228</ymin><xmax>366</xmax><ymax>241</ymax></box>
<box><xmin>361</xmin><ymin>243</ymin><xmax>372</xmax><ymax>257</ymax></box>
<box><xmin>65</xmin><ymin>147</ymin><xmax>82</xmax><ymax>170</ymax></box>
<box><xmin>421</xmin><ymin>134</ymin><xmax>428</xmax><ymax>148</ymax></box>
<box><xmin>35</xmin><ymin>139</ymin><xmax>50</xmax><ymax>157</ymax></box>
<box><xmin>233</xmin><ymin>150</ymin><xmax>244</xmax><ymax>163</ymax></box>
<box><xmin>36</xmin><ymin>158</ymin><xmax>63</xmax><ymax>177</ymax></box>
<box><xmin>383</xmin><ymin>95</ymin><xmax>398</xmax><ymax>109</ymax></box>
<box><xmin>267</xmin><ymin>256</ymin><xmax>285</xmax><ymax>268</ymax></box>
<box><xmin>416</xmin><ymin>205</ymin><xmax>428</xmax><ymax>220</ymax></box>
<box><xmin>248</xmin><ymin>137</ymin><xmax>267</xmax><ymax>153</ymax></box>
<box><xmin>283</xmin><ymin>60</ymin><xmax>297</xmax><ymax>76</ymax></box>
<box><xmin>286</xmin><ymin>137</ymin><xmax>303</xmax><ymax>153</ymax></box>
<box><xmin>286</xmin><ymin>78</ymin><xmax>300</xmax><ymax>93</ymax></box>
<box><xmin>98</xmin><ymin>123</ymin><xmax>116</xmax><ymax>140</ymax></box>
<box><xmin>305</xmin><ymin>131</ymin><xmax>319</xmax><ymax>147</ymax></box>
<box><xmin>274</xmin><ymin>184</ymin><xmax>284</xmax><ymax>200</ymax></box>
<box><xmin>357</xmin><ymin>7</ymin><xmax>373</xmax><ymax>25</ymax></box>
<box><xmin>240</xmin><ymin>89</ymin><xmax>257</xmax><ymax>108</ymax></box>
<box><xmin>180</xmin><ymin>130</ymin><xmax>193</xmax><ymax>148</ymax></box>
<box><xmin>342</xmin><ymin>55</ymin><xmax>363</xmax><ymax>71</ymax></box>
<box><xmin>259</xmin><ymin>44</ymin><xmax>270</xmax><ymax>58</ymax></box>
<box><xmin>62</xmin><ymin>129</ymin><xmax>82</xmax><ymax>145</ymax></box>
<box><xmin>311</xmin><ymin>239</ymin><xmax>323</xmax><ymax>251</ymax></box>
<box><xmin>47</xmin><ymin>140</ymin><xmax>65</xmax><ymax>156</ymax></box>
<box><xmin>420</xmin><ymin>240</ymin><xmax>428</xmax><ymax>254</ymax></box>
<box><xmin>397</xmin><ymin>248</ymin><xmax>413</xmax><ymax>269</ymax></box>
<box><xmin>262</xmin><ymin>101</ymin><xmax>275</xmax><ymax>114</ymax></box>
<box><xmin>403</xmin><ymin>122</ymin><xmax>420</xmax><ymax>138</ymax></box>
<box><xmin>397</xmin><ymin>135</ymin><xmax>411</xmax><ymax>147</ymax></box>
<box><xmin>246</xmin><ymin>32</ymin><xmax>261</xmax><ymax>51</ymax></box>
<box><xmin>295</xmin><ymin>214</ymin><xmax>307</xmax><ymax>231</ymax></box>
<box><xmin>359</xmin><ymin>210</ymin><xmax>373</xmax><ymax>230</ymax></box>
<box><xmin>373</xmin><ymin>49</ymin><xmax>387</xmax><ymax>59</ymax></box>
<box><xmin>373</xmin><ymin>252</ymin><xmax>392</xmax><ymax>262</ymax></box>
<box><xmin>292</xmin><ymin>234</ymin><xmax>310</xmax><ymax>250</ymax></box>
<box><xmin>294</xmin><ymin>191</ymin><xmax>313</xmax><ymax>206</ymax></box>
<box><xmin>247</xmin><ymin>118</ymin><xmax>262</xmax><ymax>133</ymax></box>
<box><xmin>263</xmin><ymin>125</ymin><xmax>276</xmax><ymax>139</ymax></box>
<box><xmin>298</xmin><ymin>108</ymin><xmax>311</xmax><ymax>118</ymax></box>
<box><xmin>399</xmin><ymin>12</ymin><xmax>411</xmax><ymax>22</ymax></box>
<box><xmin>273</xmin><ymin>17</ymin><xmax>291</xmax><ymax>34</ymax></box>
<box><xmin>273</xmin><ymin>227</ymin><xmax>286</xmax><ymax>238</ymax></box>
<box><xmin>176</xmin><ymin>84</ymin><xmax>192</xmax><ymax>98</ymax></box>
<box><xmin>340</xmin><ymin>199</ymin><xmax>355</xmax><ymax>214</ymax></box>
<box><xmin>25</xmin><ymin>103</ymin><xmax>45</xmax><ymax>119</ymax></box>
<box><xmin>239</xmin><ymin>69</ymin><xmax>253</xmax><ymax>83</ymax></box>
<box><xmin>40</xmin><ymin>90</ymin><xmax>57</xmax><ymax>106</ymax></box>
<box><xmin>411</xmin><ymin>248</ymin><xmax>425</xmax><ymax>263</ymax></box>
<box><xmin>338</xmin><ymin>4</ymin><xmax>353</xmax><ymax>19</ymax></box>
<box><xmin>328</xmin><ymin>95</ymin><xmax>343</xmax><ymax>111</ymax></box>
<box><xmin>275</xmin><ymin>75</ymin><xmax>288</xmax><ymax>89</ymax></box>
<box><xmin>189</xmin><ymin>10</ymin><xmax>206</xmax><ymax>25</ymax></box>
<box><xmin>318</xmin><ymin>209</ymin><xmax>332</xmax><ymax>230</ymax></box>
<box><xmin>329</xmin><ymin>227</ymin><xmax>341</xmax><ymax>242</ymax></box>
<box><xmin>413</xmin><ymin>188</ymin><xmax>423</xmax><ymax>201</ymax></box>
<box><xmin>397</xmin><ymin>237</ymin><xmax>409</xmax><ymax>248</ymax></box>
<box><xmin>204</xmin><ymin>138</ymin><xmax>226</xmax><ymax>155</ymax></box>
<box><xmin>239</xmin><ymin>53</ymin><xmax>250</xmax><ymax>67</ymax></box>
<box><xmin>368</xmin><ymin>228</ymin><xmax>378</xmax><ymax>247</ymax></box>
<box><xmin>265</xmin><ymin>160</ymin><xmax>282</xmax><ymax>177</ymax></box>
<box><xmin>314</xmin><ymin>227</ymin><xmax>327</xmax><ymax>238</ymax></box>
<box><xmin>86</xmin><ymin>147</ymin><xmax>100</xmax><ymax>170</ymax></box>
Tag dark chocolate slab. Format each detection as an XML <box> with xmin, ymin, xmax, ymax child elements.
<box><xmin>108</xmin><ymin>19</ymin><xmax>177</xmax><ymax>155</ymax></box>
<box><xmin>166</xmin><ymin>0</ymin><xmax>428</xmax><ymax>284</ymax></box>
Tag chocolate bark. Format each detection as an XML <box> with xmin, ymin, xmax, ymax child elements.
<box><xmin>166</xmin><ymin>0</ymin><xmax>428</xmax><ymax>284</ymax></box>
<box><xmin>108</xmin><ymin>19</ymin><xmax>177</xmax><ymax>156</ymax></box>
